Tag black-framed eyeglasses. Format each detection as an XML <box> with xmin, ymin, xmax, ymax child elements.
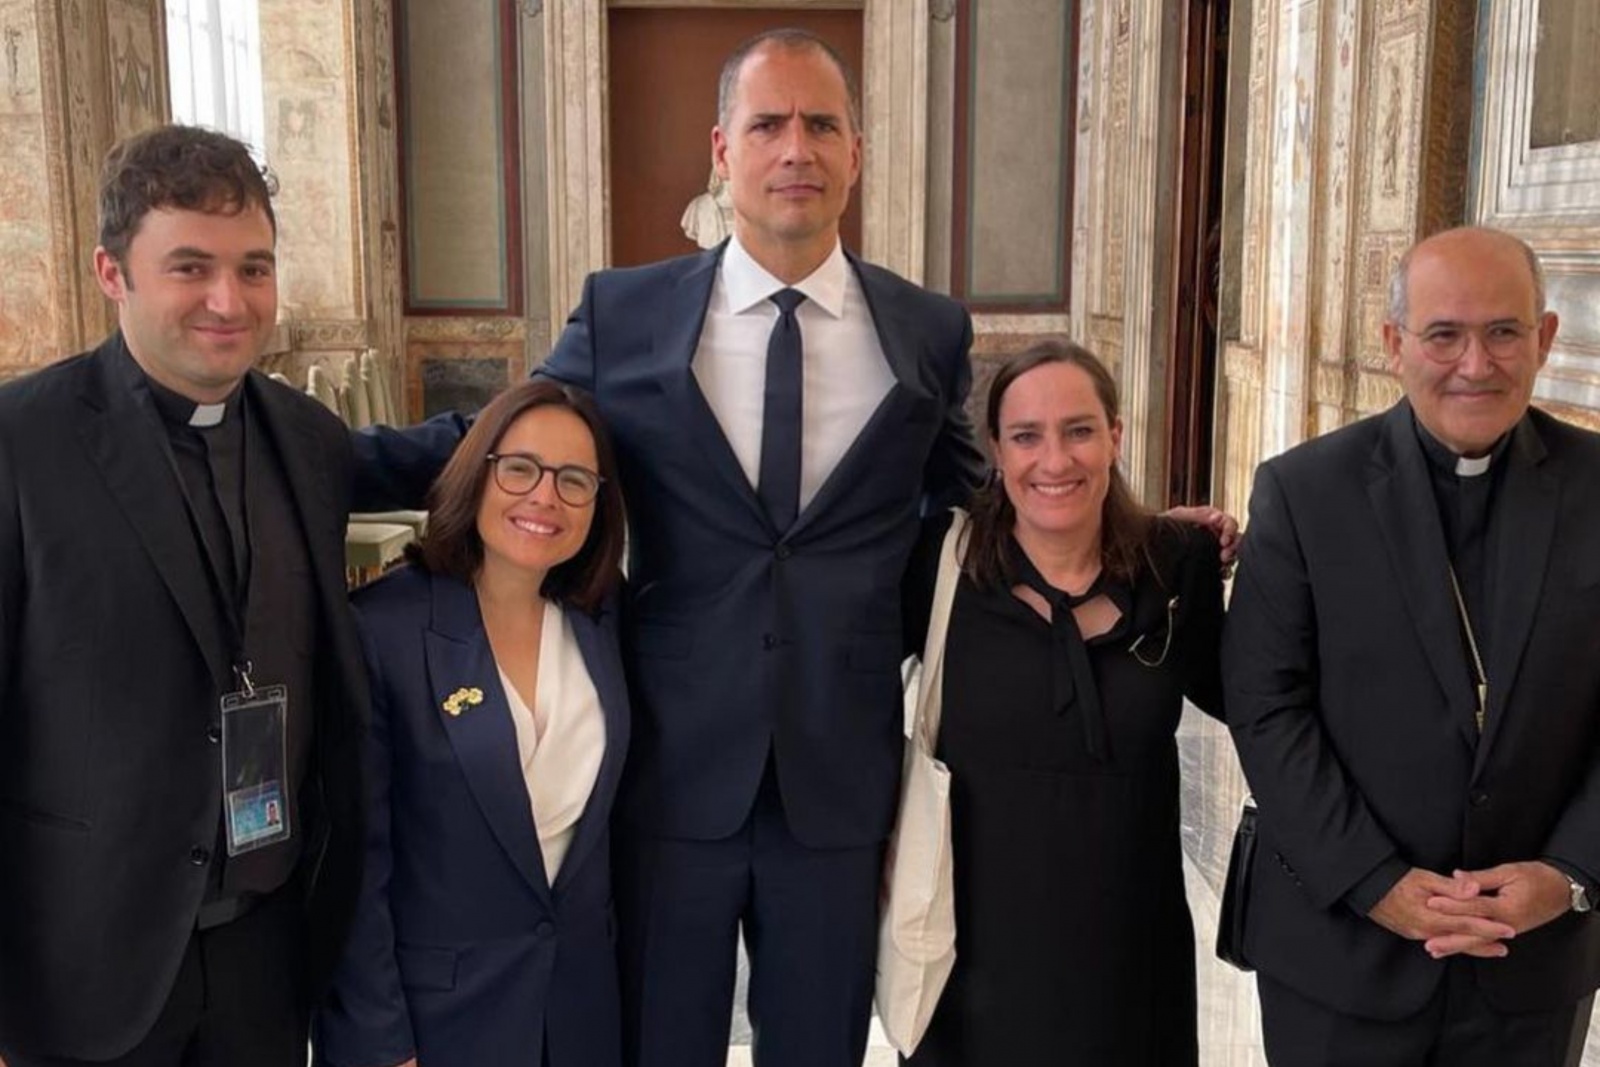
<box><xmin>485</xmin><ymin>452</ymin><xmax>604</xmax><ymax>506</ymax></box>
<box><xmin>1395</xmin><ymin>319</ymin><xmax>1538</xmax><ymax>364</ymax></box>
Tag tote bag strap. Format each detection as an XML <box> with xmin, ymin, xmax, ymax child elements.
<box><xmin>913</xmin><ymin>507</ymin><xmax>968</xmax><ymax>748</ymax></box>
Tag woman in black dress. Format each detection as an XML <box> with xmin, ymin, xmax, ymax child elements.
<box><xmin>904</xmin><ymin>341</ymin><xmax>1224</xmax><ymax>1066</ymax></box>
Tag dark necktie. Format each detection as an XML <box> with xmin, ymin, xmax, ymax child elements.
<box><xmin>758</xmin><ymin>288</ymin><xmax>806</xmax><ymax>531</ymax></box>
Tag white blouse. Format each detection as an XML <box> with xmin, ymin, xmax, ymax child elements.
<box><xmin>495</xmin><ymin>601</ymin><xmax>606</xmax><ymax>883</ymax></box>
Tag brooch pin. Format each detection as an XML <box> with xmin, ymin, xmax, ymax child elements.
<box><xmin>442</xmin><ymin>687</ymin><xmax>485</xmax><ymax>717</ymax></box>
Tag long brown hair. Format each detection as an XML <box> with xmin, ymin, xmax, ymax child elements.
<box><xmin>965</xmin><ymin>340</ymin><xmax>1153</xmax><ymax>590</ymax></box>
<box><xmin>410</xmin><ymin>380</ymin><xmax>626</xmax><ymax>614</ymax></box>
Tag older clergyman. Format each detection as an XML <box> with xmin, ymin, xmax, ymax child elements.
<box><xmin>1225</xmin><ymin>225</ymin><xmax>1600</xmax><ymax>1066</ymax></box>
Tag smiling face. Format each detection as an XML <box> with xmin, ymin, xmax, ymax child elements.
<box><xmin>475</xmin><ymin>405</ymin><xmax>599</xmax><ymax>589</ymax></box>
<box><xmin>711</xmin><ymin>42</ymin><xmax>862</xmax><ymax>278</ymax></box>
<box><xmin>94</xmin><ymin>204</ymin><xmax>277</xmax><ymax>403</ymax></box>
<box><xmin>1383</xmin><ymin>228</ymin><xmax>1556</xmax><ymax>456</ymax></box>
<box><xmin>993</xmin><ymin>361</ymin><xmax>1123</xmax><ymax>554</ymax></box>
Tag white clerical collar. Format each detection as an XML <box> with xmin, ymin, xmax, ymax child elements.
<box><xmin>721</xmin><ymin>234</ymin><xmax>847</xmax><ymax>319</ymax></box>
<box><xmin>189</xmin><ymin>403</ymin><xmax>227</xmax><ymax>428</ymax></box>
<box><xmin>1455</xmin><ymin>453</ymin><xmax>1492</xmax><ymax>477</ymax></box>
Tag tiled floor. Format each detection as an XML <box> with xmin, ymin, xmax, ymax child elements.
<box><xmin>723</xmin><ymin>856</ymin><xmax>1263</xmax><ymax>1067</ymax></box>
<box><xmin>724</xmin><ymin>851</ymin><xmax>1597</xmax><ymax>1067</ymax></box>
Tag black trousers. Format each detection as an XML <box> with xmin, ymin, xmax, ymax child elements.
<box><xmin>1259</xmin><ymin>963</ymin><xmax>1592</xmax><ymax>1067</ymax></box>
<box><xmin>8</xmin><ymin>885</ymin><xmax>308</xmax><ymax>1067</ymax></box>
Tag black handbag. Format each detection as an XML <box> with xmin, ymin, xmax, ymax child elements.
<box><xmin>1214</xmin><ymin>795</ymin><xmax>1258</xmax><ymax>972</ymax></box>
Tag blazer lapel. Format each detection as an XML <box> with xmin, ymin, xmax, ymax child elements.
<box><xmin>424</xmin><ymin>574</ymin><xmax>553</xmax><ymax>901</ymax></box>
<box><xmin>76</xmin><ymin>341</ymin><xmax>233</xmax><ymax>690</ymax></box>
<box><xmin>788</xmin><ymin>256</ymin><xmax>930</xmax><ymax>538</ymax></box>
<box><xmin>249</xmin><ymin>378</ymin><xmax>338</xmax><ymax>585</ymax></box>
<box><xmin>1474</xmin><ymin>417</ymin><xmax>1557</xmax><ymax>771</ymax></box>
<box><xmin>653</xmin><ymin>245</ymin><xmax>771</xmax><ymax>531</ymax></box>
<box><xmin>1366</xmin><ymin>403</ymin><xmax>1478</xmax><ymax>751</ymax></box>
<box><xmin>550</xmin><ymin>603</ymin><xmax>628</xmax><ymax>893</ymax></box>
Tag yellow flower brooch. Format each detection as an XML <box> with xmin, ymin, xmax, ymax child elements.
<box><xmin>442</xmin><ymin>687</ymin><xmax>485</xmax><ymax>717</ymax></box>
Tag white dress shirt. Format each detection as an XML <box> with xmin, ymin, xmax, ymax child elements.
<box><xmin>692</xmin><ymin>235</ymin><xmax>896</xmax><ymax>510</ymax></box>
<box><xmin>496</xmin><ymin>601</ymin><xmax>605</xmax><ymax>883</ymax></box>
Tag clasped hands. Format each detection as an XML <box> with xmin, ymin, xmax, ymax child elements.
<box><xmin>1368</xmin><ymin>862</ymin><xmax>1573</xmax><ymax>960</ymax></box>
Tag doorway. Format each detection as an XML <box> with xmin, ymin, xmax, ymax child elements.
<box><xmin>1163</xmin><ymin>0</ymin><xmax>1230</xmax><ymax>506</ymax></box>
<box><xmin>606</xmin><ymin>7</ymin><xmax>864</xmax><ymax>269</ymax></box>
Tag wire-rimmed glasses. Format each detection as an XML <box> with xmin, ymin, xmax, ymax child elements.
<box><xmin>1394</xmin><ymin>319</ymin><xmax>1539</xmax><ymax>364</ymax></box>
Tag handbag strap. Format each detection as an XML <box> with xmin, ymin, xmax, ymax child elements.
<box><xmin>914</xmin><ymin>508</ymin><xmax>968</xmax><ymax>748</ymax></box>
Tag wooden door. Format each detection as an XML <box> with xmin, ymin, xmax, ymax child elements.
<box><xmin>1163</xmin><ymin>0</ymin><xmax>1230</xmax><ymax>506</ymax></box>
<box><xmin>607</xmin><ymin>7</ymin><xmax>864</xmax><ymax>269</ymax></box>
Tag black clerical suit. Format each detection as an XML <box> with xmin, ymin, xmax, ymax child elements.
<box><xmin>1225</xmin><ymin>400</ymin><xmax>1600</xmax><ymax>1065</ymax></box>
<box><xmin>0</xmin><ymin>336</ymin><xmax>367</xmax><ymax>1064</ymax></box>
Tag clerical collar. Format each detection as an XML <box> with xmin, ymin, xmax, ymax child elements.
<box><xmin>142</xmin><ymin>369</ymin><xmax>244</xmax><ymax>430</ymax></box>
<box><xmin>1412</xmin><ymin>414</ymin><xmax>1508</xmax><ymax>479</ymax></box>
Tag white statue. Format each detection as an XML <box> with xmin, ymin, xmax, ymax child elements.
<box><xmin>680</xmin><ymin>168</ymin><xmax>735</xmax><ymax>249</ymax></box>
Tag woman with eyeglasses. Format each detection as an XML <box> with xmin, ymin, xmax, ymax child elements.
<box><xmin>315</xmin><ymin>380</ymin><xmax>629</xmax><ymax>1067</ymax></box>
<box><xmin>902</xmin><ymin>341</ymin><xmax>1225</xmax><ymax>1066</ymax></box>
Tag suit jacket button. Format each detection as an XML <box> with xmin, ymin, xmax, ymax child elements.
<box><xmin>189</xmin><ymin>846</ymin><xmax>210</xmax><ymax>866</ymax></box>
<box><xmin>776</xmin><ymin>544</ymin><xmax>792</xmax><ymax>560</ymax></box>
<box><xmin>535</xmin><ymin>920</ymin><xmax>555</xmax><ymax>938</ymax></box>
<box><xmin>1470</xmin><ymin>790</ymin><xmax>1491</xmax><ymax>808</ymax></box>
<box><xmin>762</xmin><ymin>633</ymin><xmax>778</xmax><ymax>650</ymax></box>
<box><xmin>206</xmin><ymin>724</ymin><xmax>222</xmax><ymax>744</ymax></box>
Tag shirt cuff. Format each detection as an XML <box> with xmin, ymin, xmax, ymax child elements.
<box><xmin>1345</xmin><ymin>855</ymin><xmax>1408</xmax><ymax>917</ymax></box>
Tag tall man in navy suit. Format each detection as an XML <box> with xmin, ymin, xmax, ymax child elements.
<box><xmin>545</xmin><ymin>30</ymin><xmax>985</xmax><ymax>1067</ymax></box>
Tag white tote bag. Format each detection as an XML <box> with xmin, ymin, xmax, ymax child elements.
<box><xmin>875</xmin><ymin>508</ymin><xmax>967</xmax><ymax>1056</ymax></box>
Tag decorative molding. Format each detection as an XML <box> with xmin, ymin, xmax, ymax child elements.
<box><xmin>355</xmin><ymin>0</ymin><xmax>404</xmax><ymax>363</ymax></box>
<box><xmin>1416</xmin><ymin>0</ymin><xmax>1472</xmax><ymax>237</ymax></box>
<box><xmin>1310</xmin><ymin>0</ymin><xmax>1361</xmax><ymax>402</ymax></box>
<box><xmin>861</xmin><ymin>0</ymin><xmax>929</xmax><ymax>283</ymax></box>
<box><xmin>404</xmin><ymin>316</ymin><xmax>531</xmax><ymax>342</ymax></box>
<box><xmin>1355</xmin><ymin>368</ymin><xmax>1401</xmax><ymax>413</ymax></box>
<box><xmin>973</xmin><ymin>313</ymin><xmax>1072</xmax><ymax>336</ymax></box>
<box><xmin>1223</xmin><ymin>341</ymin><xmax>1263</xmax><ymax>387</ymax></box>
<box><xmin>930</xmin><ymin>0</ymin><xmax>955</xmax><ymax>22</ymax></box>
<box><xmin>1472</xmin><ymin>0</ymin><xmax>1600</xmax><ymax>225</ymax></box>
<box><xmin>1314</xmin><ymin>362</ymin><xmax>1345</xmax><ymax>408</ymax></box>
<box><xmin>543</xmin><ymin>0</ymin><xmax>606</xmax><ymax>324</ymax></box>
<box><xmin>1118</xmin><ymin>0</ymin><xmax>1183</xmax><ymax>503</ymax></box>
<box><xmin>290</xmin><ymin>319</ymin><xmax>371</xmax><ymax>350</ymax></box>
<box><xmin>519</xmin><ymin>0</ymin><xmax>544</xmax><ymax>16</ymax></box>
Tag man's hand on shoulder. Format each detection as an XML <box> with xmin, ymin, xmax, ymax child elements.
<box><xmin>1368</xmin><ymin>867</ymin><xmax>1514</xmax><ymax>959</ymax></box>
<box><xmin>1421</xmin><ymin>861</ymin><xmax>1574</xmax><ymax>958</ymax></box>
<box><xmin>1162</xmin><ymin>504</ymin><xmax>1240</xmax><ymax>568</ymax></box>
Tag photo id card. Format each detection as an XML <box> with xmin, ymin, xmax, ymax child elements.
<box><xmin>221</xmin><ymin>684</ymin><xmax>291</xmax><ymax>856</ymax></box>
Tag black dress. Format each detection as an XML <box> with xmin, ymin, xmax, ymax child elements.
<box><xmin>902</xmin><ymin>515</ymin><xmax>1224</xmax><ymax>1067</ymax></box>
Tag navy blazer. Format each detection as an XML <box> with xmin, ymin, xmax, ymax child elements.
<box><xmin>540</xmin><ymin>244</ymin><xmax>986</xmax><ymax>848</ymax></box>
<box><xmin>314</xmin><ymin>566</ymin><xmax>629</xmax><ymax>1067</ymax></box>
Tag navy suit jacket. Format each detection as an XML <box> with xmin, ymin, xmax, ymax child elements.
<box><xmin>539</xmin><ymin>244</ymin><xmax>985</xmax><ymax>847</ymax></box>
<box><xmin>1225</xmin><ymin>402</ymin><xmax>1600</xmax><ymax>1020</ymax></box>
<box><xmin>315</xmin><ymin>566</ymin><xmax>629</xmax><ymax>1067</ymax></box>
